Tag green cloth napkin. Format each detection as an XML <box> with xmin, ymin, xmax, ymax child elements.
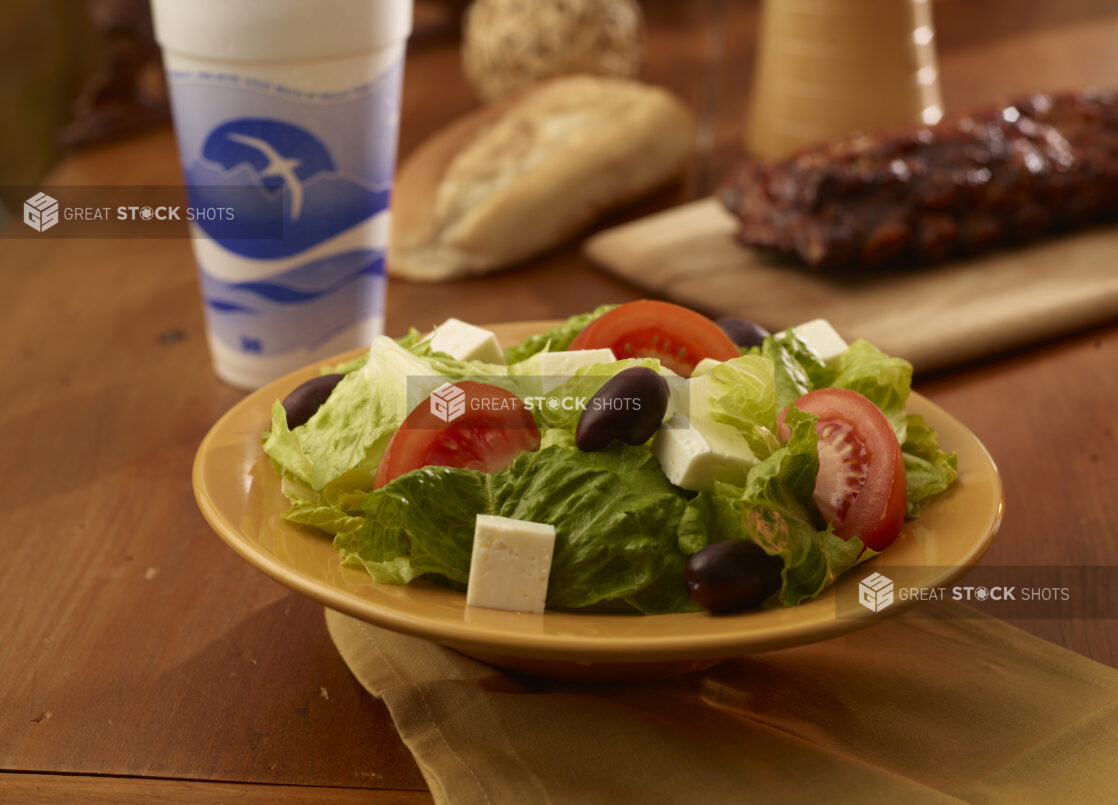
<box><xmin>326</xmin><ymin>602</ymin><xmax>1118</xmax><ymax>804</ymax></box>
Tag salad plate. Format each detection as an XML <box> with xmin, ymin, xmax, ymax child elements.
<box><xmin>193</xmin><ymin>320</ymin><xmax>1004</xmax><ymax>680</ymax></box>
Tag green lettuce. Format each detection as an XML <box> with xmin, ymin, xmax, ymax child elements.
<box><xmin>263</xmin><ymin>401</ymin><xmax>316</xmax><ymax>488</ymax></box>
<box><xmin>502</xmin><ymin>304</ymin><xmax>617</xmax><ymax>363</ymax></box>
<box><xmin>758</xmin><ymin>331</ymin><xmax>833</xmax><ymax>413</ymax></box>
<box><xmin>322</xmin><ymin>354</ymin><xmax>368</xmax><ymax>375</ymax></box>
<box><xmin>756</xmin><ymin>333</ymin><xmax>956</xmax><ymax>516</ymax></box>
<box><xmin>681</xmin><ymin>405</ymin><xmax>866</xmax><ymax>606</ymax></box>
<box><xmin>318</xmin><ymin>327</ymin><xmax>431</xmax><ymax>376</ymax></box>
<box><xmin>829</xmin><ymin>339</ymin><xmax>913</xmax><ymax>441</ymax></box>
<box><xmin>758</xmin><ymin>333</ymin><xmax>911</xmax><ymax>436</ymax></box>
<box><xmin>340</xmin><ymin>444</ymin><xmax>695</xmax><ymax>613</ymax></box>
<box><xmin>263</xmin><ymin>309</ymin><xmax>960</xmax><ymax>615</ymax></box>
<box><xmin>263</xmin><ymin>334</ymin><xmax>523</xmax><ymax>506</ymax></box>
<box><xmin>335</xmin><ymin>530</ymin><xmax>418</xmax><ymax>585</ymax></box>
<box><xmin>705</xmin><ymin>354</ymin><xmax>781</xmax><ymax>459</ymax></box>
<box><xmin>282</xmin><ymin>499</ymin><xmax>365</xmax><ymax>536</ymax></box>
<box><xmin>901</xmin><ymin>413</ymin><xmax>959</xmax><ymax>517</ymax></box>
<box><xmin>262</xmin><ymin>336</ymin><xmax>444</xmax><ymax>498</ymax></box>
<box><xmin>339</xmin><ymin>406</ymin><xmax>868</xmax><ymax>612</ymax></box>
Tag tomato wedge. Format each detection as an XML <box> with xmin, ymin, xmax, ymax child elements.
<box><xmin>568</xmin><ymin>300</ymin><xmax>740</xmax><ymax>376</ymax></box>
<box><xmin>778</xmin><ymin>388</ymin><xmax>907</xmax><ymax>551</ymax></box>
<box><xmin>374</xmin><ymin>381</ymin><xmax>540</xmax><ymax>488</ymax></box>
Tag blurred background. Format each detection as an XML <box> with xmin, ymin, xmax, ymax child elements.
<box><xmin>0</xmin><ymin>0</ymin><xmax>476</xmax><ymax>228</ymax></box>
<box><xmin>4</xmin><ymin>0</ymin><xmax>1118</xmax><ymax>228</ymax></box>
<box><xmin>0</xmin><ymin>0</ymin><xmax>156</xmax><ymax>224</ymax></box>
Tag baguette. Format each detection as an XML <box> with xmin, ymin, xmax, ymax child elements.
<box><xmin>389</xmin><ymin>75</ymin><xmax>695</xmax><ymax>281</ymax></box>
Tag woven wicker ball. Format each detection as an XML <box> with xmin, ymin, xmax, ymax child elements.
<box><xmin>462</xmin><ymin>0</ymin><xmax>643</xmax><ymax>101</ymax></box>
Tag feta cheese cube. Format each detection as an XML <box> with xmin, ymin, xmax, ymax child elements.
<box><xmin>466</xmin><ymin>515</ymin><xmax>556</xmax><ymax>613</ymax></box>
<box><xmin>652</xmin><ymin>414</ymin><xmax>757</xmax><ymax>493</ymax></box>
<box><xmin>777</xmin><ymin>319</ymin><xmax>849</xmax><ymax>362</ymax></box>
<box><xmin>652</xmin><ymin>372</ymin><xmax>760</xmax><ymax>491</ymax></box>
<box><xmin>662</xmin><ymin>370</ymin><xmax>690</xmax><ymax>422</ymax></box>
<box><xmin>653</xmin><ymin>415</ymin><xmax>713</xmax><ymax>490</ymax></box>
<box><xmin>536</xmin><ymin>348</ymin><xmax>616</xmax><ymax>391</ymax></box>
<box><xmin>428</xmin><ymin>318</ymin><xmax>506</xmax><ymax>365</ymax></box>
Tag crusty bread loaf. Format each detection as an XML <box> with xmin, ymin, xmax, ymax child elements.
<box><xmin>388</xmin><ymin>75</ymin><xmax>695</xmax><ymax>281</ymax></box>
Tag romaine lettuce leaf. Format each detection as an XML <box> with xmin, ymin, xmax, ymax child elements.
<box><xmin>263</xmin><ymin>401</ymin><xmax>315</xmax><ymax>487</ymax></box>
<box><xmin>756</xmin><ymin>333</ymin><xmax>956</xmax><ymax>515</ymax></box>
<box><xmin>345</xmin><ymin>444</ymin><xmax>696</xmax><ymax>613</ymax></box>
<box><xmin>705</xmin><ymin>354</ymin><xmax>780</xmax><ymax>459</ymax></box>
<box><xmin>323</xmin><ymin>354</ymin><xmax>368</xmax><ymax>375</ymax></box>
<box><xmin>335</xmin><ymin>528</ymin><xmax>418</xmax><ymax>584</ymax></box>
<box><xmin>758</xmin><ymin>331</ymin><xmax>834</xmax><ymax>413</ymax></box>
<box><xmin>829</xmin><ymin>339</ymin><xmax>913</xmax><ymax>442</ymax></box>
<box><xmin>282</xmin><ymin>498</ymin><xmax>364</xmax><ymax>536</ymax></box>
<box><xmin>823</xmin><ymin>341</ymin><xmax>956</xmax><ymax>514</ymax></box>
<box><xmin>502</xmin><ymin>304</ymin><xmax>617</xmax><ymax>363</ymax></box>
<box><xmin>263</xmin><ymin>334</ymin><xmax>520</xmax><ymax>505</ymax></box>
<box><xmin>408</xmin><ymin>346</ymin><xmax>510</xmax><ymax>381</ymax></box>
<box><xmin>757</xmin><ymin>333</ymin><xmax>912</xmax><ymax>438</ymax></box>
<box><xmin>901</xmin><ymin>413</ymin><xmax>959</xmax><ymax>517</ymax></box>
<box><xmin>262</xmin><ymin>336</ymin><xmax>443</xmax><ymax>497</ymax></box>
<box><xmin>682</xmin><ymin>405</ymin><xmax>865</xmax><ymax>607</ymax></box>
<box><xmin>319</xmin><ymin>327</ymin><xmax>429</xmax><ymax>375</ymax></box>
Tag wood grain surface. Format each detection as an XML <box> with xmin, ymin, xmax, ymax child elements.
<box><xmin>0</xmin><ymin>773</ymin><xmax>433</xmax><ymax>805</ymax></box>
<box><xmin>584</xmin><ymin>199</ymin><xmax>1118</xmax><ymax>372</ymax></box>
<box><xmin>1</xmin><ymin>0</ymin><xmax>1115</xmax><ymax>799</ymax></box>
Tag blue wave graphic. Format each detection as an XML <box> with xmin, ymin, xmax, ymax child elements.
<box><xmin>185</xmin><ymin>156</ymin><xmax>390</xmax><ymax>260</ymax></box>
<box><xmin>199</xmin><ymin>249</ymin><xmax>386</xmax><ymax>355</ymax></box>
<box><xmin>207</xmin><ymin>299</ymin><xmax>257</xmax><ymax>314</ymax></box>
<box><xmin>224</xmin><ymin>252</ymin><xmax>384</xmax><ymax>304</ymax></box>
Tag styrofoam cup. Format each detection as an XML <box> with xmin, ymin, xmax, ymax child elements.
<box><xmin>151</xmin><ymin>0</ymin><xmax>413</xmax><ymax>389</ymax></box>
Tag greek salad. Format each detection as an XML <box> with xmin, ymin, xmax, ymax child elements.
<box><xmin>262</xmin><ymin>301</ymin><xmax>957</xmax><ymax>615</ymax></box>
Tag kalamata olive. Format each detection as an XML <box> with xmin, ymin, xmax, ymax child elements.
<box><xmin>575</xmin><ymin>367</ymin><xmax>669</xmax><ymax>452</ymax></box>
<box><xmin>281</xmin><ymin>373</ymin><xmax>345</xmax><ymax>428</ymax></box>
<box><xmin>714</xmin><ymin>316</ymin><xmax>770</xmax><ymax>348</ymax></box>
<box><xmin>685</xmin><ymin>540</ymin><xmax>784</xmax><ymax>614</ymax></box>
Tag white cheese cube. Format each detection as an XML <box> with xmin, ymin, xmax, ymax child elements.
<box><xmin>466</xmin><ymin>515</ymin><xmax>556</xmax><ymax>613</ymax></box>
<box><xmin>428</xmin><ymin>318</ymin><xmax>506</xmax><ymax>365</ymax></box>
<box><xmin>653</xmin><ymin>414</ymin><xmax>757</xmax><ymax>492</ymax></box>
<box><xmin>653</xmin><ymin>415</ymin><xmax>713</xmax><ymax>490</ymax></box>
<box><xmin>777</xmin><ymin>319</ymin><xmax>849</xmax><ymax>362</ymax></box>
<box><xmin>690</xmin><ymin>357</ymin><xmax>724</xmax><ymax>378</ymax></box>
<box><xmin>536</xmin><ymin>348</ymin><xmax>616</xmax><ymax>391</ymax></box>
<box><xmin>653</xmin><ymin>372</ymin><xmax>760</xmax><ymax>491</ymax></box>
<box><xmin>662</xmin><ymin>370</ymin><xmax>690</xmax><ymax>422</ymax></box>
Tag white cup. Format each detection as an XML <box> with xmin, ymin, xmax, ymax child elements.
<box><xmin>151</xmin><ymin>0</ymin><xmax>413</xmax><ymax>389</ymax></box>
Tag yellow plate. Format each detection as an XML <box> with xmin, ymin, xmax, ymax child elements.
<box><xmin>193</xmin><ymin>321</ymin><xmax>1004</xmax><ymax>680</ymax></box>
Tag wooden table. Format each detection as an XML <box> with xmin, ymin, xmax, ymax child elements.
<box><xmin>3</xmin><ymin>1</ymin><xmax>1116</xmax><ymax>801</ymax></box>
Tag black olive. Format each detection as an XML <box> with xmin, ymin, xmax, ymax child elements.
<box><xmin>715</xmin><ymin>316</ymin><xmax>770</xmax><ymax>348</ymax></box>
<box><xmin>685</xmin><ymin>540</ymin><xmax>784</xmax><ymax>614</ymax></box>
<box><xmin>575</xmin><ymin>367</ymin><xmax>669</xmax><ymax>451</ymax></box>
<box><xmin>281</xmin><ymin>373</ymin><xmax>345</xmax><ymax>428</ymax></box>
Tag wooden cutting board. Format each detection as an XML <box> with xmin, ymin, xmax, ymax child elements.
<box><xmin>584</xmin><ymin>198</ymin><xmax>1118</xmax><ymax>372</ymax></box>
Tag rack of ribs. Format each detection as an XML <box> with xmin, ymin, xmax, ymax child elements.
<box><xmin>719</xmin><ymin>90</ymin><xmax>1118</xmax><ymax>273</ymax></box>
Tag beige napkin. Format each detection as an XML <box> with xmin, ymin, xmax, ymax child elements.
<box><xmin>326</xmin><ymin>603</ymin><xmax>1118</xmax><ymax>804</ymax></box>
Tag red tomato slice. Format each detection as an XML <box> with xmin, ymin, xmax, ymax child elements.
<box><xmin>568</xmin><ymin>300</ymin><xmax>740</xmax><ymax>376</ymax></box>
<box><xmin>778</xmin><ymin>387</ymin><xmax>907</xmax><ymax>551</ymax></box>
<box><xmin>374</xmin><ymin>381</ymin><xmax>541</xmax><ymax>488</ymax></box>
